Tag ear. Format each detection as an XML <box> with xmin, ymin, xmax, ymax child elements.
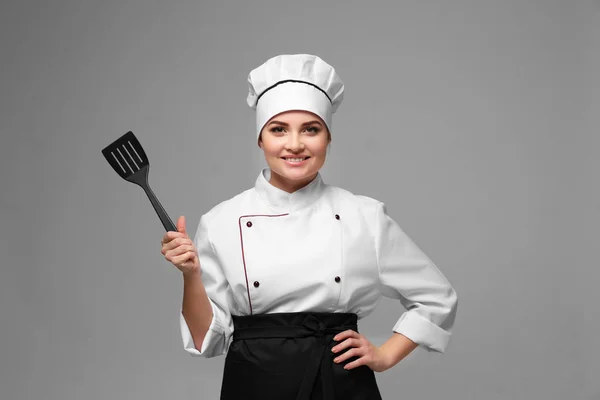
<box><xmin>257</xmin><ymin>131</ymin><xmax>264</xmax><ymax>148</ymax></box>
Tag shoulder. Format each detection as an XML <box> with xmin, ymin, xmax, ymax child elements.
<box><xmin>326</xmin><ymin>183</ymin><xmax>382</xmax><ymax>207</ymax></box>
<box><xmin>325</xmin><ymin>183</ymin><xmax>384</xmax><ymax>218</ymax></box>
<box><xmin>200</xmin><ymin>188</ymin><xmax>255</xmax><ymax>225</ymax></box>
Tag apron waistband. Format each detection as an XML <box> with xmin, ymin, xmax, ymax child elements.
<box><xmin>232</xmin><ymin>311</ymin><xmax>357</xmax><ymax>340</ymax></box>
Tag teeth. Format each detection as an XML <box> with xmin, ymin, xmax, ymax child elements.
<box><xmin>285</xmin><ymin>157</ymin><xmax>307</xmax><ymax>162</ymax></box>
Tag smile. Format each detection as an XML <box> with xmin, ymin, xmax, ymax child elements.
<box><xmin>281</xmin><ymin>157</ymin><xmax>310</xmax><ymax>165</ymax></box>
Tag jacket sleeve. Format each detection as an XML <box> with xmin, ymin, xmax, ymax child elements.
<box><xmin>179</xmin><ymin>213</ymin><xmax>234</xmax><ymax>358</ymax></box>
<box><xmin>374</xmin><ymin>202</ymin><xmax>458</xmax><ymax>353</ymax></box>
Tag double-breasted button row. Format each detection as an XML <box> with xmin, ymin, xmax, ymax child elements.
<box><xmin>245</xmin><ymin>214</ymin><xmax>340</xmax><ymax>228</ymax></box>
<box><xmin>252</xmin><ymin>276</ymin><xmax>339</xmax><ymax>288</ymax></box>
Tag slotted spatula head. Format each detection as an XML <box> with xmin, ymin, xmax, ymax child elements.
<box><xmin>101</xmin><ymin>131</ymin><xmax>176</xmax><ymax>231</ymax></box>
<box><xmin>102</xmin><ymin>131</ymin><xmax>149</xmax><ymax>186</ymax></box>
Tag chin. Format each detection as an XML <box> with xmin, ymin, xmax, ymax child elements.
<box><xmin>273</xmin><ymin>168</ymin><xmax>310</xmax><ymax>180</ymax></box>
<box><xmin>270</xmin><ymin>162</ymin><xmax>321</xmax><ymax>181</ymax></box>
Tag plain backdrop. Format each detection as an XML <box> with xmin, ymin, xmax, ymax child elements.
<box><xmin>1</xmin><ymin>0</ymin><xmax>598</xmax><ymax>399</ymax></box>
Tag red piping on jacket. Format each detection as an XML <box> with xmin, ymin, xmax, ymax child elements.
<box><xmin>238</xmin><ymin>213</ymin><xmax>289</xmax><ymax>314</ymax></box>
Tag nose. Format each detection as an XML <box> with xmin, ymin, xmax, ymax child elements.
<box><xmin>286</xmin><ymin>132</ymin><xmax>305</xmax><ymax>151</ymax></box>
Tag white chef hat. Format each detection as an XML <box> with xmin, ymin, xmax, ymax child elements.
<box><xmin>246</xmin><ymin>54</ymin><xmax>345</xmax><ymax>141</ymax></box>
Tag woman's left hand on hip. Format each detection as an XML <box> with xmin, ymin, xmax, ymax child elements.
<box><xmin>331</xmin><ymin>330</ymin><xmax>390</xmax><ymax>373</ymax></box>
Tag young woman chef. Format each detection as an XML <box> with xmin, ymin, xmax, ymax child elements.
<box><xmin>161</xmin><ymin>54</ymin><xmax>458</xmax><ymax>399</ymax></box>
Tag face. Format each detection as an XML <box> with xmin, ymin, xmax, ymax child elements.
<box><xmin>258</xmin><ymin>110</ymin><xmax>331</xmax><ymax>193</ymax></box>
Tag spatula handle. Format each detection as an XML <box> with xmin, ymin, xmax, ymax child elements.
<box><xmin>142</xmin><ymin>184</ymin><xmax>177</xmax><ymax>232</ymax></box>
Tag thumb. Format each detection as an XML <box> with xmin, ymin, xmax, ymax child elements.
<box><xmin>177</xmin><ymin>215</ymin><xmax>187</xmax><ymax>235</ymax></box>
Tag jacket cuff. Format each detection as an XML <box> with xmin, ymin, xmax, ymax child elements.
<box><xmin>392</xmin><ymin>311</ymin><xmax>451</xmax><ymax>353</ymax></box>
<box><xmin>179</xmin><ymin>300</ymin><xmax>225</xmax><ymax>357</ymax></box>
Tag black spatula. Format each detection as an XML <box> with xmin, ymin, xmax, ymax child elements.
<box><xmin>102</xmin><ymin>131</ymin><xmax>177</xmax><ymax>232</ymax></box>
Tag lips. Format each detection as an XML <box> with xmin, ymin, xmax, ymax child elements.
<box><xmin>282</xmin><ymin>156</ymin><xmax>310</xmax><ymax>166</ymax></box>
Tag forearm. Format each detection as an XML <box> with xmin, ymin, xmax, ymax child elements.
<box><xmin>181</xmin><ymin>269</ymin><xmax>214</xmax><ymax>351</ymax></box>
<box><xmin>379</xmin><ymin>332</ymin><xmax>419</xmax><ymax>370</ymax></box>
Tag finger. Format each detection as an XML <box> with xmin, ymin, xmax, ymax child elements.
<box><xmin>177</xmin><ymin>216</ymin><xmax>187</xmax><ymax>235</ymax></box>
<box><xmin>165</xmin><ymin>244</ymin><xmax>190</xmax><ymax>260</ymax></box>
<box><xmin>166</xmin><ymin>244</ymin><xmax>194</xmax><ymax>259</ymax></box>
<box><xmin>334</xmin><ymin>346</ymin><xmax>364</xmax><ymax>364</ymax></box>
<box><xmin>163</xmin><ymin>237</ymin><xmax>192</xmax><ymax>252</ymax></box>
<box><xmin>165</xmin><ymin>231</ymin><xmax>187</xmax><ymax>242</ymax></box>
<box><xmin>173</xmin><ymin>251</ymin><xmax>195</xmax><ymax>266</ymax></box>
<box><xmin>163</xmin><ymin>233</ymin><xmax>176</xmax><ymax>242</ymax></box>
<box><xmin>333</xmin><ymin>329</ymin><xmax>358</xmax><ymax>342</ymax></box>
<box><xmin>342</xmin><ymin>355</ymin><xmax>367</xmax><ymax>370</ymax></box>
<box><xmin>332</xmin><ymin>337</ymin><xmax>360</xmax><ymax>353</ymax></box>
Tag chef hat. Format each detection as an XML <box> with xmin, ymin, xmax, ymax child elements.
<box><xmin>247</xmin><ymin>54</ymin><xmax>345</xmax><ymax>141</ymax></box>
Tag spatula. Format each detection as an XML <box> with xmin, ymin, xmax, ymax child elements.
<box><xmin>101</xmin><ymin>131</ymin><xmax>177</xmax><ymax>232</ymax></box>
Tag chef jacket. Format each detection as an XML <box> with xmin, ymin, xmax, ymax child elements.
<box><xmin>180</xmin><ymin>167</ymin><xmax>458</xmax><ymax>358</ymax></box>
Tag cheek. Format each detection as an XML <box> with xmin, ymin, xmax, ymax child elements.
<box><xmin>310</xmin><ymin>141</ymin><xmax>329</xmax><ymax>155</ymax></box>
<box><xmin>262</xmin><ymin>142</ymin><xmax>282</xmax><ymax>156</ymax></box>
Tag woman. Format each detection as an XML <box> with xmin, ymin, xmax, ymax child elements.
<box><xmin>161</xmin><ymin>54</ymin><xmax>458</xmax><ymax>399</ymax></box>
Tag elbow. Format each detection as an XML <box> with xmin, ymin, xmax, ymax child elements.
<box><xmin>449</xmin><ymin>287</ymin><xmax>458</xmax><ymax>312</ymax></box>
<box><xmin>441</xmin><ymin>282</ymin><xmax>458</xmax><ymax>313</ymax></box>
<box><xmin>439</xmin><ymin>287</ymin><xmax>458</xmax><ymax>331</ymax></box>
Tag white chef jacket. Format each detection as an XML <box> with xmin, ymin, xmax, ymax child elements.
<box><xmin>180</xmin><ymin>167</ymin><xmax>458</xmax><ymax>358</ymax></box>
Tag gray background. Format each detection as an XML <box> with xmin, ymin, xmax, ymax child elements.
<box><xmin>1</xmin><ymin>0</ymin><xmax>598</xmax><ymax>399</ymax></box>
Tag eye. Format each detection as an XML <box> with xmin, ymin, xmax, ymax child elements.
<box><xmin>270</xmin><ymin>126</ymin><xmax>285</xmax><ymax>133</ymax></box>
<box><xmin>305</xmin><ymin>126</ymin><xmax>320</xmax><ymax>134</ymax></box>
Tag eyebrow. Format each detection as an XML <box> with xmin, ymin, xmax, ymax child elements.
<box><xmin>268</xmin><ymin>120</ymin><xmax>323</xmax><ymax>127</ymax></box>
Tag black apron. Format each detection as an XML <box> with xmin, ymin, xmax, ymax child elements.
<box><xmin>220</xmin><ymin>311</ymin><xmax>383</xmax><ymax>400</ymax></box>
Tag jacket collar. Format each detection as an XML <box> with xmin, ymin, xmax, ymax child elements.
<box><xmin>254</xmin><ymin>167</ymin><xmax>325</xmax><ymax>212</ymax></box>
